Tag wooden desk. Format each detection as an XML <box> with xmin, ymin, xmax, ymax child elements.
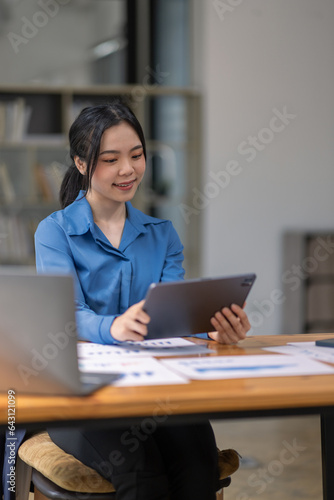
<box><xmin>1</xmin><ymin>333</ymin><xmax>334</xmax><ymax>499</ymax></box>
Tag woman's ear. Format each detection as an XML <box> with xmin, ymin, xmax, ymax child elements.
<box><xmin>74</xmin><ymin>156</ymin><xmax>87</xmax><ymax>175</ymax></box>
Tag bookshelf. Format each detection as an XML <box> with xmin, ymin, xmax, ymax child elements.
<box><xmin>281</xmin><ymin>231</ymin><xmax>334</xmax><ymax>334</ymax></box>
<box><xmin>0</xmin><ymin>85</ymin><xmax>202</xmax><ymax>276</ymax></box>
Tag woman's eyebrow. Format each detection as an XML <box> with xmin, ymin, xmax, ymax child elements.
<box><xmin>99</xmin><ymin>145</ymin><xmax>143</xmax><ymax>155</ymax></box>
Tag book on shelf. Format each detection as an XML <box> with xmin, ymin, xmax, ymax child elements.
<box><xmin>33</xmin><ymin>161</ymin><xmax>66</xmax><ymax>202</ymax></box>
<box><xmin>0</xmin><ymin>215</ymin><xmax>9</xmax><ymax>259</ymax></box>
<box><xmin>0</xmin><ymin>162</ymin><xmax>16</xmax><ymax>204</ymax></box>
<box><xmin>0</xmin><ymin>103</ymin><xmax>5</xmax><ymax>142</ymax></box>
<box><xmin>0</xmin><ymin>214</ymin><xmax>34</xmax><ymax>263</ymax></box>
<box><xmin>34</xmin><ymin>163</ymin><xmax>54</xmax><ymax>202</ymax></box>
<box><xmin>0</xmin><ymin>98</ymin><xmax>32</xmax><ymax>143</ymax></box>
<box><xmin>43</xmin><ymin>161</ymin><xmax>66</xmax><ymax>199</ymax></box>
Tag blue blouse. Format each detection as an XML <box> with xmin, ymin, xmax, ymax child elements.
<box><xmin>34</xmin><ymin>192</ymin><xmax>189</xmax><ymax>344</ymax></box>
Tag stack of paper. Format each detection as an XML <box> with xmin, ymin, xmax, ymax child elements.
<box><xmin>77</xmin><ymin>339</ymin><xmax>334</xmax><ymax>386</ymax></box>
<box><xmin>77</xmin><ymin>338</ymin><xmax>212</xmax><ymax>386</ymax></box>
<box><xmin>161</xmin><ymin>354</ymin><xmax>334</xmax><ymax>380</ymax></box>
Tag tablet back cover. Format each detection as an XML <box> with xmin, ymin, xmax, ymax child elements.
<box><xmin>144</xmin><ymin>274</ymin><xmax>256</xmax><ymax>339</ymax></box>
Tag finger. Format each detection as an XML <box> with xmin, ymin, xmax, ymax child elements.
<box><xmin>110</xmin><ymin>325</ymin><xmax>145</xmax><ymax>343</ymax></box>
<box><xmin>223</xmin><ymin>305</ymin><xmax>247</xmax><ymax>334</ymax></box>
<box><xmin>229</xmin><ymin>303</ymin><xmax>243</xmax><ymax>313</ymax></box>
<box><xmin>210</xmin><ymin>315</ymin><xmax>240</xmax><ymax>344</ymax></box>
<box><xmin>221</xmin><ymin>307</ymin><xmax>243</xmax><ymax>331</ymax></box>
<box><xmin>230</xmin><ymin>304</ymin><xmax>251</xmax><ymax>331</ymax></box>
<box><xmin>215</xmin><ymin>309</ymin><xmax>241</xmax><ymax>337</ymax></box>
<box><xmin>214</xmin><ymin>309</ymin><xmax>246</xmax><ymax>341</ymax></box>
<box><xmin>123</xmin><ymin>332</ymin><xmax>146</xmax><ymax>342</ymax></box>
<box><xmin>131</xmin><ymin>301</ymin><xmax>151</xmax><ymax>324</ymax></box>
<box><xmin>128</xmin><ymin>319</ymin><xmax>148</xmax><ymax>336</ymax></box>
<box><xmin>129</xmin><ymin>300</ymin><xmax>146</xmax><ymax>312</ymax></box>
<box><xmin>135</xmin><ymin>308</ymin><xmax>151</xmax><ymax>324</ymax></box>
<box><xmin>230</xmin><ymin>303</ymin><xmax>245</xmax><ymax>317</ymax></box>
<box><xmin>208</xmin><ymin>328</ymin><xmax>239</xmax><ymax>345</ymax></box>
<box><xmin>212</xmin><ymin>310</ymin><xmax>233</xmax><ymax>331</ymax></box>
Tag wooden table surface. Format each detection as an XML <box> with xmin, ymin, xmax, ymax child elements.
<box><xmin>2</xmin><ymin>333</ymin><xmax>334</xmax><ymax>427</ymax></box>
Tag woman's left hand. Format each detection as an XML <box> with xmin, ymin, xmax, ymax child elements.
<box><xmin>208</xmin><ymin>303</ymin><xmax>251</xmax><ymax>344</ymax></box>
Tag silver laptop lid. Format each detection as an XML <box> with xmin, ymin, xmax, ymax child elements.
<box><xmin>0</xmin><ymin>267</ymin><xmax>84</xmax><ymax>395</ymax></box>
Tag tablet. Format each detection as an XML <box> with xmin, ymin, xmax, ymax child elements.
<box><xmin>143</xmin><ymin>273</ymin><xmax>256</xmax><ymax>339</ymax></box>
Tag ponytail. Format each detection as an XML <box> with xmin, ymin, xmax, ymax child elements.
<box><xmin>59</xmin><ymin>164</ymin><xmax>87</xmax><ymax>209</ymax></box>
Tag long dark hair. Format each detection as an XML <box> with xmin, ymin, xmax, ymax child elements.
<box><xmin>59</xmin><ymin>99</ymin><xmax>147</xmax><ymax>208</ymax></box>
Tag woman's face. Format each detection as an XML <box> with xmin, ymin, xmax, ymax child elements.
<box><xmin>85</xmin><ymin>121</ymin><xmax>146</xmax><ymax>205</ymax></box>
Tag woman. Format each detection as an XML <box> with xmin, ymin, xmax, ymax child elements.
<box><xmin>35</xmin><ymin>100</ymin><xmax>250</xmax><ymax>500</ymax></box>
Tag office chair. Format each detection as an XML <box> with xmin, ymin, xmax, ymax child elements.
<box><xmin>18</xmin><ymin>432</ymin><xmax>239</xmax><ymax>500</ymax></box>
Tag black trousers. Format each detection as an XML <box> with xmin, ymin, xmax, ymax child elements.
<box><xmin>49</xmin><ymin>421</ymin><xmax>220</xmax><ymax>500</ymax></box>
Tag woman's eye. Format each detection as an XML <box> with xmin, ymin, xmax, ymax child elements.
<box><xmin>132</xmin><ymin>153</ymin><xmax>143</xmax><ymax>160</ymax></box>
<box><xmin>104</xmin><ymin>158</ymin><xmax>117</xmax><ymax>164</ymax></box>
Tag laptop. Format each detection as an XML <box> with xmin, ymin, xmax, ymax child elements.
<box><xmin>0</xmin><ymin>268</ymin><xmax>121</xmax><ymax>395</ymax></box>
<box><xmin>143</xmin><ymin>273</ymin><xmax>256</xmax><ymax>339</ymax></box>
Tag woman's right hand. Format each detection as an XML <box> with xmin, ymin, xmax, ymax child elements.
<box><xmin>110</xmin><ymin>300</ymin><xmax>151</xmax><ymax>342</ymax></box>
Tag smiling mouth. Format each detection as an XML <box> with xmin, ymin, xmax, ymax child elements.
<box><xmin>113</xmin><ymin>180</ymin><xmax>136</xmax><ymax>189</ymax></box>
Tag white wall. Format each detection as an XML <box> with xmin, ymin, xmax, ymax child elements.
<box><xmin>195</xmin><ymin>0</ymin><xmax>334</xmax><ymax>335</ymax></box>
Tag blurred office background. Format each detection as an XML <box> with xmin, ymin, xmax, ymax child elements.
<box><xmin>1</xmin><ymin>0</ymin><xmax>334</xmax><ymax>338</ymax></box>
<box><xmin>0</xmin><ymin>2</ymin><xmax>331</xmax><ymax>498</ymax></box>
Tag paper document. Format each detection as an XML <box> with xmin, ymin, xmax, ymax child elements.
<box><xmin>161</xmin><ymin>354</ymin><xmax>334</xmax><ymax>380</ymax></box>
<box><xmin>78</xmin><ymin>338</ymin><xmax>213</xmax><ymax>359</ymax></box>
<box><xmin>264</xmin><ymin>341</ymin><xmax>334</xmax><ymax>364</ymax></box>
<box><xmin>79</xmin><ymin>356</ymin><xmax>188</xmax><ymax>386</ymax></box>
